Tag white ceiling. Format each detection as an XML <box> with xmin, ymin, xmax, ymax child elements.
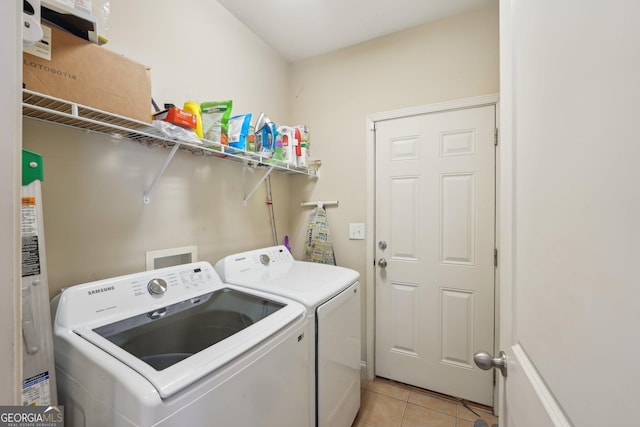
<box><xmin>216</xmin><ymin>0</ymin><xmax>496</xmax><ymax>62</ymax></box>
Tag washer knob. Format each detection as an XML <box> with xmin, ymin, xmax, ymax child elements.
<box><xmin>259</xmin><ymin>254</ymin><xmax>270</xmax><ymax>266</ymax></box>
<box><xmin>147</xmin><ymin>278</ymin><xmax>168</xmax><ymax>295</ymax></box>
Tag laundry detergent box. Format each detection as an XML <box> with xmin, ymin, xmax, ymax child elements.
<box><xmin>23</xmin><ymin>24</ymin><xmax>153</xmax><ymax>123</ymax></box>
<box><xmin>153</xmin><ymin>107</ymin><xmax>197</xmax><ymax>129</ymax></box>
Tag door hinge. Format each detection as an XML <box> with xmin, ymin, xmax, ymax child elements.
<box><xmin>494</xmin><ymin>128</ymin><xmax>499</xmax><ymax>146</ymax></box>
<box><xmin>494</xmin><ymin>248</ymin><xmax>498</xmax><ymax>268</ymax></box>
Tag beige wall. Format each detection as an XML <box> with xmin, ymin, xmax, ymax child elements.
<box><xmin>21</xmin><ymin>0</ymin><xmax>498</xmax><ymax>363</ymax></box>
<box><xmin>23</xmin><ymin>0</ymin><xmax>295</xmax><ymax>296</ymax></box>
<box><xmin>23</xmin><ymin>122</ymin><xmax>293</xmax><ymax>296</ymax></box>
<box><xmin>287</xmin><ymin>2</ymin><xmax>499</xmax><ymax>358</ymax></box>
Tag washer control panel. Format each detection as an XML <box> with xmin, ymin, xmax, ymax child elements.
<box><xmin>54</xmin><ymin>262</ymin><xmax>224</xmax><ymax>328</ymax></box>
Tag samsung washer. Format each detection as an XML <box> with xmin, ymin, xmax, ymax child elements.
<box><xmin>215</xmin><ymin>246</ymin><xmax>361</xmax><ymax>427</ymax></box>
<box><xmin>51</xmin><ymin>261</ymin><xmax>310</xmax><ymax>427</ymax></box>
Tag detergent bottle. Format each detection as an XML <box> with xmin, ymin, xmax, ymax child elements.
<box><xmin>295</xmin><ymin>124</ymin><xmax>310</xmax><ymax>167</ymax></box>
<box><xmin>182</xmin><ymin>101</ymin><xmax>203</xmax><ymax>138</ymax></box>
<box><xmin>277</xmin><ymin>126</ymin><xmax>295</xmax><ymax>164</ymax></box>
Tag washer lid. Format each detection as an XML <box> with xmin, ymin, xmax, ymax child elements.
<box><xmin>73</xmin><ymin>285</ymin><xmax>304</xmax><ymax>398</ymax></box>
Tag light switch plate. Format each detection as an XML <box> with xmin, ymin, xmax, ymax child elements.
<box><xmin>349</xmin><ymin>223</ymin><xmax>365</xmax><ymax>240</ymax></box>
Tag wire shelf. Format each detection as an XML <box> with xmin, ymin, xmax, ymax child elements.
<box><xmin>21</xmin><ymin>89</ymin><xmax>319</xmax><ymax>177</ymax></box>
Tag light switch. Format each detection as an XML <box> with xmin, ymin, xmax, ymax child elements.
<box><xmin>349</xmin><ymin>223</ymin><xmax>365</xmax><ymax>240</ymax></box>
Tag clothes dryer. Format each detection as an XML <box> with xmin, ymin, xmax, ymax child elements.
<box><xmin>51</xmin><ymin>261</ymin><xmax>310</xmax><ymax>427</ymax></box>
<box><xmin>215</xmin><ymin>246</ymin><xmax>361</xmax><ymax>427</ymax></box>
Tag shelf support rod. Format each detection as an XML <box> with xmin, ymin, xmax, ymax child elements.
<box><xmin>243</xmin><ymin>166</ymin><xmax>275</xmax><ymax>207</ymax></box>
<box><xmin>143</xmin><ymin>143</ymin><xmax>180</xmax><ymax>204</ymax></box>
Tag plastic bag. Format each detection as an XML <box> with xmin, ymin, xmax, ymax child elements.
<box><xmin>151</xmin><ymin>120</ymin><xmax>202</xmax><ymax>145</ymax></box>
<box><xmin>93</xmin><ymin>0</ymin><xmax>110</xmax><ymax>44</ymax></box>
<box><xmin>201</xmin><ymin>101</ymin><xmax>233</xmax><ymax>148</ymax></box>
<box><xmin>228</xmin><ymin>113</ymin><xmax>252</xmax><ymax>152</ymax></box>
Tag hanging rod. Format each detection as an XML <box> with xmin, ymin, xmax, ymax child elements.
<box><xmin>300</xmin><ymin>200</ymin><xmax>339</xmax><ymax>208</ymax></box>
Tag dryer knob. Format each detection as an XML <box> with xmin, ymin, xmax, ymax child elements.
<box><xmin>259</xmin><ymin>254</ymin><xmax>270</xmax><ymax>266</ymax></box>
<box><xmin>148</xmin><ymin>278</ymin><xmax>168</xmax><ymax>295</ymax></box>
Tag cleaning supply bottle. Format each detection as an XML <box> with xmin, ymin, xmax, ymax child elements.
<box><xmin>294</xmin><ymin>127</ymin><xmax>302</xmax><ymax>165</ymax></box>
<box><xmin>257</xmin><ymin>122</ymin><xmax>276</xmax><ymax>158</ymax></box>
<box><xmin>273</xmin><ymin>127</ymin><xmax>284</xmax><ymax>161</ymax></box>
<box><xmin>183</xmin><ymin>101</ymin><xmax>203</xmax><ymax>138</ymax></box>
<box><xmin>277</xmin><ymin>126</ymin><xmax>295</xmax><ymax>164</ymax></box>
<box><xmin>295</xmin><ymin>124</ymin><xmax>309</xmax><ymax>167</ymax></box>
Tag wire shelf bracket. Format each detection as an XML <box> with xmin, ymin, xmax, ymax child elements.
<box><xmin>143</xmin><ymin>143</ymin><xmax>180</xmax><ymax>204</ymax></box>
<box><xmin>243</xmin><ymin>166</ymin><xmax>275</xmax><ymax>207</ymax></box>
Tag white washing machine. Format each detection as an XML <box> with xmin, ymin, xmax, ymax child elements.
<box><xmin>51</xmin><ymin>261</ymin><xmax>310</xmax><ymax>427</ymax></box>
<box><xmin>215</xmin><ymin>246</ymin><xmax>361</xmax><ymax>427</ymax></box>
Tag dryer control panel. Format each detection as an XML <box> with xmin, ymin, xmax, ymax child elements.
<box><xmin>214</xmin><ymin>245</ymin><xmax>295</xmax><ymax>283</ymax></box>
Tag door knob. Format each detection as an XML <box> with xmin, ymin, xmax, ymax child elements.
<box><xmin>474</xmin><ymin>350</ymin><xmax>507</xmax><ymax>377</ymax></box>
<box><xmin>378</xmin><ymin>258</ymin><xmax>387</xmax><ymax>268</ymax></box>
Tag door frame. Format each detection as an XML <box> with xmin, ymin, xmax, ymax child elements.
<box><xmin>365</xmin><ymin>93</ymin><xmax>500</xmax><ymax>402</ymax></box>
<box><xmin>1</xmin><ymin>0</ymin><xmax>24</xmax><ymax>404</ymax></box>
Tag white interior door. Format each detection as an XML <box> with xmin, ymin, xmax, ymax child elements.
<box><xmin>497</xmin><ymin>0</ymin><xmax>640</xmax><ymax>425</ymax></box>
<box><xmin>374</xmin><ymin>105</ymin><xmax>496</xmax><ymax>406</ymax></box>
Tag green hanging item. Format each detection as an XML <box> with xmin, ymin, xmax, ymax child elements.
<box><xmin>22</xmin><ymin>149</ymin><xmax>44</xmax><ymax>186</ymax></box>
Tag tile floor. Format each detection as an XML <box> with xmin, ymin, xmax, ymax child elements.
<box><xmin>352</xmin><ymin>377</ymin><xmax>498</xmax><ymax>427</ymax></box>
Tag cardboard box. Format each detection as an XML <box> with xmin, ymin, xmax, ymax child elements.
<box><xmin>23</xmin><ymin>25</ymin><xmax>152</xmax><ymax>123</ymax></box>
